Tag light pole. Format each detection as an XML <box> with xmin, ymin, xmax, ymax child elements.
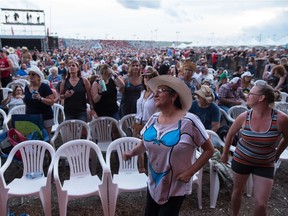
<box><xmin>176</xmin><ymin>31</ymin><xmax>180</xmax><ymax>45</ymax></box>
<box><xmin>155</xmin><ymin>29</ymin><xmax>158</xmax><ymax>41</ymax></box>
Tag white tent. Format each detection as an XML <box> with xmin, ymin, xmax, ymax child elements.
<box><xmin>176</xmin><ymin>42</ymin><xmax>190</xmax><ymax>49</ymax></box>
<box><xmin>276</xmin><ymin>36</ymin><xmax>288</xmax><ymax>46</ymax></box>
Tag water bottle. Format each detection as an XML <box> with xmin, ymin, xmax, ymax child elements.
<box><xmin>99</xmin><ymin>79</ymin><xmax>107</xmax><ymax>92</ymax></box>
<box><xmin>31</xmin><ymin>90</ymin><xmax>38</xmax><ymax>99</ymax></box>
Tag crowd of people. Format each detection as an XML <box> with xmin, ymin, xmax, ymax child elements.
<box><xmin>0</xmin><ymin>42</ymin><xmax>288</xmax><ymax>215</ymax></box>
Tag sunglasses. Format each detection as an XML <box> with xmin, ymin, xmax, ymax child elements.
<box><xmin>155</xmin><ymin>88</ymin><xmax>172</xmax><ymax>94</ymax></box>
<box><xmin>29</xmin><ymin>73</ymin><xmax>37</xmax><ymax>76</ymax></box>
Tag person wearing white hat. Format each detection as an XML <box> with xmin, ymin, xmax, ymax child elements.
<box><xmin>23</xmin><ymin>66</ymin><xmax>54</xmax><ymax>136</ymax></box>
<box><xmin>7</xmin><ymin>47</ymin><xmax>19</xmax><ymax>76</ymax></box>
<box><xmin>123</xmin><ymin>75</ymin><xmax>214</xmax><ymax>215</ymax></box>
<box><xmin>241</xmin><ymin>71</ymin><xmax>254</xmax><ymax>95</ymax></box>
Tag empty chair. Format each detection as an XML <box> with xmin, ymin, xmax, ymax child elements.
<box><xmin>0</xmin><ymin>140</ymin><xmax>55</xmax><ymax>216</ymax></box>
<box><xmin>274</xmin><ymin>101</ymin><xmax>288</xmax><ymax>114</ymax></box>
<box><xmin>219</xmin><ymin>108</ymin><xmax>234</xmax><ymax>127</ymax></box>
<box><xmin>53</xmin><ymin>139</ymin><xmax>117</xmax><ymax>216</ymax></box>
<box><xmin>193</xmin><ymin>150</ymin><xmax>204</xmax><ymax>209</ymax></box>
<box><xmin>106</xmin><ymin>137</ymin><xmax>147</xmax><ymax>193</ymax></box>
<box><xmin>119</xmin><ymin>113</ymin><xmax>136</xmax><ymax>137</ymax></box>
<box><xmin>274</xmin><ymin>147</ymin><xmax>288</xmax><ymax>175</ymax></box>
<box><xmin>88</xmin><ymin>117</ymin><xmax>122</xmax><ymax>152</ymax></box>
<box><xmin>0</xmin><ymin>87</ymin><xmax>13</xmax><ymax>100</ymax></box>
<box><xmin>50</xmin><ymin>119</ymin><xmax>91</xmax><ymax>149</ymax></box>
<box><xmin>51</xmin><ymin>103</ymin><xmax>65</xmax><ymax>133</ymax></box>
<box><xmin>0</xmin><ymin>108</ymin><xmax>7</xmax><ymax>133</ymax></box>
<box><xmin>280</xmin><ymin>91</ymin><xmax>288</xmax><ymax>102</ymax></box>
<box><xmin>3</xmin><ymin>104</ymin><xmax>26</xmax><ymax>131</ymax></box>
<box><xmin>207</xmin><ymin>130</ymin><xmax>252</xmax><ymax>208</ymax></box>
<box><xmin>227</xmin><ymin>105</ymin><xmax>248</xmax><ymax>122</ymax></box>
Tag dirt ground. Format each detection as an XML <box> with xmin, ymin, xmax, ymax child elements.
<box><xmin>5</xmin><ymin>157</ymin><xmax>288</xmax><ymax>216</ymax></box>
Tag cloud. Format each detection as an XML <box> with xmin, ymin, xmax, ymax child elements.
<box><xmin>116</xmin><ymin>0</ymin><xmax>161</xmax><ymax>9</ymax></box>
<box><xmin>243</xmin><ymin>9</ymin><xmax>288</xmax><ymax>40</ymax></box>
<box><xmin>1</xmin><ymin>0</ymin><xmax>40</xmax><ymax>9</ymax></box>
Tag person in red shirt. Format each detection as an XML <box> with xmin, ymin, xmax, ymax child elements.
<box><xmin>0</xmin><ymin>49</ymin><xmax>13</xmax><ymax>87</ymax></box>
<box><xmin>212</xmin><ymin>50</ymin><xmax>218</xmax><ymax>70</ymax></box>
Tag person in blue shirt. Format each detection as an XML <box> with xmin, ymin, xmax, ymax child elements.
<box><xmin>189</xmin><ymin>85</ymin><xmax>220</xmax><ymax>132</ymax></box>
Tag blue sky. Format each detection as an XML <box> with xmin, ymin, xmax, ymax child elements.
<box><xmin>1</xmin><ymin>0</ymin><xmax>287</xmax><ymax>43</ymax></box>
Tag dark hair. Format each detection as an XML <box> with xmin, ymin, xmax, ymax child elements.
<box><xmin>167</xmin><ymin>87</ymin><xmax>182</xmax><ymax>109</ymax></box>
<box><xmin>12</xmin><ymin>85</ymin><xmax>23</xmax><ymax>97</ymax></box>
<box><xmin>67</xmin><ymin>60</ymin><xmax>81</xmax><ymax>78</ymax></box>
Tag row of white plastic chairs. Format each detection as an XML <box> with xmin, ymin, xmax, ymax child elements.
<box><xmin>0</xmin><ymin>137</ymin><xmax>150</xmax><ymax>216</ymax></box>
<box><xmin>0</xmin><ymin>104</ymin><xmax>65</xmax><ymax>134</ymax></box>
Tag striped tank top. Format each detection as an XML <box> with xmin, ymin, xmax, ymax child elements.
<box><xmin>233</xmin><ymin>109</ymin><xmax>281</xmax><ymax>167</ymax></box>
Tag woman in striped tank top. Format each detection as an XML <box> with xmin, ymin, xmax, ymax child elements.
<box><xmin>221</xmin><ymin>83</ymin><xmax>288</xmax><ymax>216</ymax></box>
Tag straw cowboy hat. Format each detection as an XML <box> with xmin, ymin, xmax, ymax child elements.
<box><xmin>147</xmin><ymin>75</ymin><xmax>192</xmax><ymax>112</ymax></box>
<box><xmin>7</xmin><ymin>47</ymin><xmax>15</xmax><ymax>54</ymax></box>
<box><xmin>194</xmin><ymin>85</ymin><xmax>215</xmax><ymax>103</ymax></box>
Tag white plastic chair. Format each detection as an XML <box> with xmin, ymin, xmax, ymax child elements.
<box><xmin>119</xmin><ymin>113</ymin><xmax>136</xmax><ymax>137</ymax></box>
<box><xmin>50</xmin><ymin>119</ymin><xmax>91</xmax><ymax>149</ymax></box>
<box><xmin>0</xmin><ymin>108</ymin><xmax>7</xmax><ymax>133</ymax></box>
<box><xmin>274</xmin><ymin>101</ymin><xmax>288</xmax><ymax>114</ymax></box>
<box><xmin>0</xmin><ymin>140</ymin><xmax>55</xmax><ymax>216</ymax></box>
<box><xmin>219</xmin><ymin>108</ymin><xmax>234</xmax><ymax>127</ymax></box>
<box><xmin>192</xmin><ymin>150</ymin><xmax>204</xmax><ymax>209</ymax></box>
<box><xmin>207</xmin><ymin>130</ymin><xmax>252</xmax><ymax>208</ymax></box>
<box><xmin>274</xmin><ymin>145</ymin><xmax>288</xmax><ymax>175</ymax></box>
<box><xmin>51</xmin><ymin>103</ymin><xmax>65</xmax><ymax>133</ymax></box>
<box><xmin>3</xmin><ymin>104</ymin><xmax>26</xmax><ymax>131</ymax></box>
<box><xmin>0</xmin><ymin>87</ymin><xmax>13</xmax><ymax>100</ymax></box>
<box><xmin>227</xmin><ymin>105</ymin><xmax>248</xmax><ymax>122</ymax></box>
<box><xmin>106</xmin><ymin>137</ymin><xmax>147</xmax><ymax>194</ymax></box>
<box><xmin>88</xmin><ymin>117</ymin><xmax>122</xmax><ymax>152</ymax></box>
<box><xmin>6</xmin><ymin>80</ymin><xmax>26</xmax><ymax>89</ymax></box>
<box><xmin>53</xmin><ymin>139</ymin><xmax>117</xmax><ymax>216</ymax></box>
<box><xmin>280</xmin><ymin>91</ymin><xmax>288</xmax><ymax>102</ymax></box>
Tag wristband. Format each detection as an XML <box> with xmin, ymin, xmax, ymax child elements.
<box><xmin>98</xmin><ymin>92</ymin><xmax>102</xmax><ymax>95</ymax></box>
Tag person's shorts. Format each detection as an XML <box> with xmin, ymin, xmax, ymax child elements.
<box><xmin>231</xmin><ymin>159</ymin><xmax>274</xmax><ymax>179</ymax></box>
<box><xmin>44</xmin><ymin>118</ymin><xmax>54</xmax><ymax>128</ymax></box>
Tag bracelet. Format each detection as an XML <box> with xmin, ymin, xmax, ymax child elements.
<box><xmin>98</xmin><ymin>92</ymin><xmax>102</xmax><ymax>95</ymax></box>
<box><xmin>40</xmin><ymin>97</ymin><xmax>44</xmax><ymax>101</ymax></box>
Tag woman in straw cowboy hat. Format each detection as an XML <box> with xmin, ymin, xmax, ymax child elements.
<box><xmin>123</xmin><ymin>75</ymin><xmax>214</xmax><ymax>215</ymax></box>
